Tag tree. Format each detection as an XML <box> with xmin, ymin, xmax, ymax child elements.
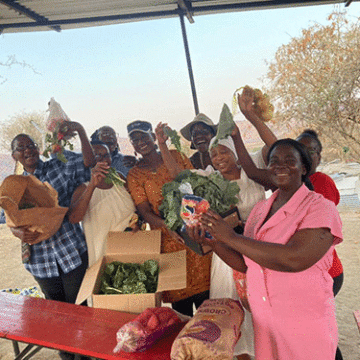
<box><xmin>0</xmin><ymin>111</ymin><xmax>47</xmax><ymax>153</ymax></box>
<box><xmin>264</xmin><ymin>10</ymin><xmax>360</xmax><ymax>161</ymax></box>
<box><xmin>0</xmin><ymin>55</ymin><xmax>40</xmax><ymax>85</ymax></box>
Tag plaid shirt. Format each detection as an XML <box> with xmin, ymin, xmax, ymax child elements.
<box><xmin>23</xmin><ymin>156</ymin><xmax>90</xmax><ymax>278</ymax></box>
<box><xmin>60</xmin><ymin>149</ymin><xmax>131</xmax><ymax>177</ymax></box>
<box><xmin>111</xmin><ymin>151</ymin><xmax>131</xmax><ymax>177</ymax></box>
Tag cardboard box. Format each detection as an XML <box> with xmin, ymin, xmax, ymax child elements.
<box><xmin>178</xmin><ymin>207</ymin><xmax>242</xmax><ymax>256</ymax></box>
<box><xmin>76</xmin><ymin>229</ymin><xmax>187</xmax><ymax>314</ymax></box>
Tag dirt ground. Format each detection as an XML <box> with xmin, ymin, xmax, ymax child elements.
<box><xmin>0</xmin><ymin>211</ymin><xmax>359</xmax><ymax>359</ymax></box>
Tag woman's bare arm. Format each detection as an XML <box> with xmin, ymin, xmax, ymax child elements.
<box><xmin>155</xmin><ymin>122</ymin><xmax>183</xmax><ymax>179</ymax></box>
<box><xmin>198</xmin><ymin>210</ymin><xmax>334</xmax><ymax>273</ymax></box>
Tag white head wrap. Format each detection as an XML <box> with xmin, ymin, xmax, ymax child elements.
<box><xmin>209</xmin><ymin>136</ymin><xmax>238</xmax><ymax>161</ymax></box>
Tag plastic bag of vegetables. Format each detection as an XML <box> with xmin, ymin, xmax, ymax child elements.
<box><xmin>159</xmin><ymin>170</ymin><xmax>239</xmax><ymax>232</ymax></box>
<box><xmin>113</xmin><ymin>307</ymin><xmax>190</xmax><ymax>353</ymax></box>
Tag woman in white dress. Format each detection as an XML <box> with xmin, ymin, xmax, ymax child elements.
<box><xmin>195</xmin><ymin>132</ymin><xmax>273</xmax><ymax>359</ymax></box>
<box><xmin>68</xmin><ymin>140</ymin><xmax>136</xmax><ymax>267</ymax></box>
<box><xmin>207</xmin><ymin>89</ymin><xmax>276</xmax><ymax>359</ymax></box>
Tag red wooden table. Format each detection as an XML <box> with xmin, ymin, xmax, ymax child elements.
<box><xmin>0</xmin><ymin>292</ymin><xmax>183</xmax><ymax>359</ymax></box>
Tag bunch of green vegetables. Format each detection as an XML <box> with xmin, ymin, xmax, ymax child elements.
<box><xmin>104</xmin><ymin>167</ymin><xmax>125</xmax><ymax>186</ymax></box>
<box><xmin>100</xmin><ymin>259</ymin><xmax>159</xmax><ymax>295</ymax></box>
<box><xmin>164</xmin><ymin>127</ymin><xmax>182</xmax><ymax>154</ymax></box>
<box><xmin>211</xmin><ymin>103</ymin><xmax>236</xmax><ymax>149</ymax></box>
<box><xmin>159</xmin><ymin>170</ymin><xmax>240</xmax><ymax>231</ymax></box>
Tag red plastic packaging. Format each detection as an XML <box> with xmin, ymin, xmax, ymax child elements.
<box><xmin>113</xmin><ymin>307</ymin><xmax>189</xmax><ymax>353</ymax></box>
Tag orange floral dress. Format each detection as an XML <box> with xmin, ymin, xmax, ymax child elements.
<box><xmin>127</xmin><ymin>150</ymin><xmax>211</xmax><ymax>303</ymax></box>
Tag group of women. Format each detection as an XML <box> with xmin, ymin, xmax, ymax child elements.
<box><xmin>9</xmin><ymin>88</ymin><xmax>344</xmax><ymax>360</ymax></box>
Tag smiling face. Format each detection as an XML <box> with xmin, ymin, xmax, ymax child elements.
<box><xmin>97</xmin><ymin>126</ymin><xmax>118</xmax><ymax>153</ymax></box>
<box><xmin>267</xmin><ymin>144</ymin><xmax>306</xmax><ymax>191</ymax></box>
<box><xmin>92</xmin><ymin>144</ymin><xmax>111</xmax><ymax>166</ymax></box>
<box><xmin>11</xmin><ymin>135</ymin><xmax>40</xmax><ymax>173</ymax></box>
<box><xmin>129</xmin><ymin>131</ymin><xmax>156</xmax><ymax>156</ymax></box>
<box><xmin>210</xmin><ymin>144</ymin><xmax>238</xmax><ymax>176</ymax></box>
<box><xmin>190</xmin><ymin>123</ymin><xmax>214</xmax><ymax>153</ymax></box>
<box><xmin>297</xmin><ymin>136</ymin><xmax>321</xmax><ymax>175</ymax></box>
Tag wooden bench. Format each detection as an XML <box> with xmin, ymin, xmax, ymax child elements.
<box><xmin>0</xmin><ymin>292</ymin><xmax>184</xmax><ymax>359</ymax></box>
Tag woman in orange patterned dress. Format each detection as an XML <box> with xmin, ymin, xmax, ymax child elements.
<box><xmin>126</xmin><ymin>120</ymin><xmax>211</xmax><ymax>316</ymax></box>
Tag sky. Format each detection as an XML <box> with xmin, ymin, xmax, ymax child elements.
<box><xmin>1</xmin><ymin>3</ymin><xmax>360</xmax><ymax>141</ymax></box>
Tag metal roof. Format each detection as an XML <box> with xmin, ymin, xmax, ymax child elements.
<box><xmin>0</xmin><ymin>0</ymin><xmax>355</xmax><ymax>34</ymax></box>
<box><xmin>0</xmin><ymin>0</ymin><xmax>356</xmax><ymax>115</ymax></box>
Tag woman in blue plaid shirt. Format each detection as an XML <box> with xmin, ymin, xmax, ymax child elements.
<box><xmin>10</xmin><ymin>121</ymin><xmax>95</xmax><ymax>307</ymax></box>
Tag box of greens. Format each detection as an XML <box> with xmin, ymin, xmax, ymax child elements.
<box><xmin>75</xmin><ymin>230</ymin><xmax>186</xmax><ymax>314</ymax></box>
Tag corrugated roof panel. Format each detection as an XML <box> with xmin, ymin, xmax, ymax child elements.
<box><xmin>0</xmin><ymin>0</ymin><xmax>353</xmax><ymax>33</ymax></box>
<box><xmin>0</xmin><ymin>4</ymin><xmax>36</xmax><ymax>24</ymax></box>
<box><xmin>28</xmin><ymin>0</ymin><xmax>177</xmax><ymax>18</ymax></box>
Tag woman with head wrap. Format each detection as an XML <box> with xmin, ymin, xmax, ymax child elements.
<box><xmin>159</xmin><ymin>99</ymin><xmax>277</xmax><ymax>359</ymax></box>
<box><xmin>199</xmin><ymin>129</ymin><xmax>275</xmax><ymax>360</ymax></box>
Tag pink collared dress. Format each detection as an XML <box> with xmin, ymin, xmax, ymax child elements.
<box><xmin>235</xmin><ymin>184</ymin><xmax>343</xmax><ymax>360</ymax></box>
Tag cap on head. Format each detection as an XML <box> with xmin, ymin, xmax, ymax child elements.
<box><xmin>127</xmin><ymin>120</ymin><xmax>153</xmax><ymax>137</ymax></box>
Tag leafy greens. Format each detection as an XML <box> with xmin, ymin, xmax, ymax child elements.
<box><xmin>211</xmin><ymin>103</ymin><xmax>236</xmax><ymax>149</ymax></box>
<box><xmin>100</xmin><ymin>259</ymin><xmax>159</xmax><ymax>295</ymax></box>
<box><xmin>104</xmin><ymin>167</ymin><xmax>125</xmax><ymax>186</ymax></box>
<box><xmin>164</xmin><ymin>127</ymin><xmax>182</xmax><ymax>154</ymax></box>
<box><xmin>159</xmin><ymin>170</ymin><xmax>240</xmax><ymax>231</ymax></box>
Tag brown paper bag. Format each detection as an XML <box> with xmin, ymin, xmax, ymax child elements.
<box><xmin>0</xmin><ymin>175</ymin><xmax>68</xmax><ymax>243</ymax></box>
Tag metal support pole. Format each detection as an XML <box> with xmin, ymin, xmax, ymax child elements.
<box><xmin>179</xmin><ymin>13</ymin><xmax>199</xmax><ymax>115</ymax></box>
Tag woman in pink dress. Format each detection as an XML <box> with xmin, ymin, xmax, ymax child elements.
<box><xmin>187</xmin><ymin>138</ymin><xmax>343</xmax><ymax>360</ymax></box>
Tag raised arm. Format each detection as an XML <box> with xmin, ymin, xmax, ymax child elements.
<box><xmin>231</xmin><ymin>125</ymin><xmax>275</xmax><ymax>190</ymax></box>
<box><xmin>155</xmin><ymin>122</ymin><xmax>183</xmax><ymax>179</ymax></box>
<box><xmin>60</xmin><ymin>121</ymin><xmax>95</xmax><ymax>167</ymax></box>
<box><xmin>237</xmin><ymin>88</ymin><xmax>277</xmax><ymax>154</ymax></box>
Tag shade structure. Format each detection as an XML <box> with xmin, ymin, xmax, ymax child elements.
<box><xmin>0</xmin><ymin>0</ymin><xmax>355</xmax><ymax>115</ymax></box>
<box><xmin>0</xmin><ymin>0</ymin><xmax>354</xmax><ymax>34</ymax></box>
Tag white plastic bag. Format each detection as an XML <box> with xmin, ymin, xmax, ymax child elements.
<box><xmin>46</xmin><ymin>97</ymin><xmax>71</xmax><ymax>134</ymax></box>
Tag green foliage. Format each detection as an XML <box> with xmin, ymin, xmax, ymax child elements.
<box><xmin>100</xmin><ymin>260</ymin><xmax>159</xmax><ymax>295</ymax></box>
<box><xmin>159</xmin><ymin>170</ymin><xmax>240</xmax><ymax>231</ymax></box>
<box><xmin>211</xmin><ymin>104</ymin><xmax>236</xmax><ymax>149</ymax></box>
<box><xmin>104</xmin><ymin>167</ymin><xmax>125</xmax><ymax>186</ymax></box>
<box><xmin>164</xmin><ymin>127</ymin><xmax>182</xmax><ymax>154</ymax></box>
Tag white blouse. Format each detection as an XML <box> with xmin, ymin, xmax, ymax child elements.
<box><xmin>82</xmin><ymin>184</ymin><xmax>136</xmax><ymax>267</ymax></box>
